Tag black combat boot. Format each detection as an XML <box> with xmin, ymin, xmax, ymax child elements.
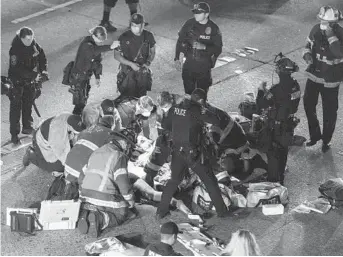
<box><xmin>77</xmin><ymin>209</ymin><xmax>90</xmax><ymax>234</ymax></box>
<box><xmin>99</xmin><ymin>20</ymin><xmax>117</xmax><ymax>32</ymax></box>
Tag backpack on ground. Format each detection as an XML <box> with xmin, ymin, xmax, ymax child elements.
<box><xmin>319</xmin><ymin>178</ymin><xmax>343</xmax><ymax>207</ymax></box>
<box><xmin>46</xmin><ymin>174</ymin><xmax>79</xmax><ymax>201</ymax></box>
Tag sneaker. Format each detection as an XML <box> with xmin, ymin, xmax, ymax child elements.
<box><xmin>322</xmin><ymin>143</ymin><xmax>331</xmax><ymax>153</ymax></box>
<box><xmin>11</xmin><ymin>135</ymin><xmax>21</xmax><ymax>145</ymax></box>
<box><xmin>88</xmin><ymin>211</ymin><xmax>101</xmax><ymax>238</ymax></box>
<box><xmin>21</xmin><ymin>127</ymin><xmax>34</xmax><ymax>135</ymax></box>
<box><xmin>23</xmin><ymin>146</ymin><xmax>34</xmax><ymax>167</ymax></box>
<box><xmin>78</xmin><ymin>210</ymin><xmax>90</xmax><ymax>235</ymax></box>
<box><xmin>100</xmin><ymin>21</ymin><xmax>117</xmax><ymax>32</ymax></box>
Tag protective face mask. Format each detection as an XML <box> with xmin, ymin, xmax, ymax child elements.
<box><xmin>320</xmin><ymin>23</ymin><xmax>329</xmax><ymax>31</ymax></box>
<box><xmin>131</xmin><ymin>26</ymin><xmax>141</xmax><ymax>35</ymax></box>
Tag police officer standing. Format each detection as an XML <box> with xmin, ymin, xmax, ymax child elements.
<box><xmin>174</xmin><ymin>2</ymin><xmax>222</xmax><ymax>95</ymax></box>
<box><xmin>303</xmin><ymin>6</ymin><xmax>343</xmax><ymax>153</ymax></box>
<box><xmin>114</xmin><ymin>14</ymin><xmax>156</xmax><ymax>98</ymax></box>
<box><xmin>156</xmin><ymin>89</ymin><xmax>229</xmax><ymax>219</ymax></box>
<box><xmin>69</xmin><ymin>26</ymin><xmax>118</xmax><ymax>115</ymax></box>
<box><xmin>256</xmin><ymin>56</ymin><xmax>300</xmax><ymax>185</ymax></box>
<box><xmin>8</xmin><ymin>27</ymin><xmax>48</xmax><ymax>144</ymax></box>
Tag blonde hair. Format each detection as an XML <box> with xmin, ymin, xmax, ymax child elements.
<box><xmin>221</xmin><ymin>230</ymin><xmax>261</xmax><ymax>256</ymax></box>
<box><xmin>82</xmin><ymin>103</ymin><xmax>101</xmax><ymax>128</ymax></box>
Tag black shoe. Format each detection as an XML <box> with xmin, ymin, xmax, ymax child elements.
<box><xmin>100</xmin><ymin>21</ymin><xmax>117</xmax><ymax>32</ymax></box>
<box><xmin>305</xmin><ymin>140</ymin><xmax>319</xmax><ymax>147</ymax></box>
<box><xmin>322</xmin><ymin>143</ymin><xmax>331</xmax><ymax>153</ymax></box>
<box><xmin>22</xmin><ymin>146</ymin><xmax>34</xmax><ymax>167</ymax></box>
<box><xmin>21</xmin><ymin>127</ymin><xmax>34</xmax><ymax>135</ymax></box>
<box><xmin>11</xmin><ymin>135</ymin><xmax>21</xmax><ymax>145</ymax></box>
<box><xmin>88</xmin><ymin>211</ymin><xmax>101</xmax><ymax>238</ymax></box>
<box><xmin>78</xmin><ymin>210</ymin><xmax>90</xmax><ymax>234</ymax></box>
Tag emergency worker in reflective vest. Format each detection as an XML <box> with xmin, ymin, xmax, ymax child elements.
<box><xmin>174</xmin><ymin>2</ymin><xmax>222</xmax><ymax>95</ymax></box>
<box><xmin>156</xmin><ymin>89</ymin><xmax>229</xmax><ymax>219</ymax></box>
<box><xmin>256</xmin><ymin>56</ymin><xmax>301</xmax><ymax>185</ymax></box>
<box><xmin>303</xmin><ymin>6</ymin><xmax>343</xmax><ymax>152</ymax></box>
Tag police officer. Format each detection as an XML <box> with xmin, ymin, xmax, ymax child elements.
<box><xmin>156</xmin><ymin>89</ymin><xmax>229</xmax><ymax>219</ymax></box>
<box><xmin>8</xmin><ymin>27</ymin><xmax>48</xmax><ymax>144</ymax></box>
<box><xmin>256</xmin><ymin>56</ymin><xmax>300</xmax><ymax>185</ymax></box>
<box><xmin>174</xmin><ymin>2</ymin><xmax>222</xmax><ymax>95</ymax></box>
<box><xmin>99</xmin><ymin>0</ymin><xmax>148</xmax><ymax>33</ymax></box>
<box><xmin>69</xmin><ymin>26</ymin><xmax>118</xmax><ymax>115</ymax></box>
<box><xmin>114</xmin><ymin>13</ymin><xmax>156</xmax><ymax>98</ymax></box>
<box><xmin>303</xmin><ymin>6</ymin><xmax>343</xmax><ymax>153</ymax></box>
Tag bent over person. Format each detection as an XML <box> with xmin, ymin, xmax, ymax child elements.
<box><xmin>8</xmin><ymin>27</ymin><xmax>48</xmax><ymax>144</ymax></box>
<box><xmin>303</xmin><ymin>6</ymin><xmax>343</xmax><ymax>152</ymax></box>
<box><xmin>22</xmin><ymin>113</ymin><xmax>85</xmax><ymax>172</ymax></box>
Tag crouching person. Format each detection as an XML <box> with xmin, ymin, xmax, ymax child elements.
<box><xmin>64</xmin><ymin>100</ymin><xmax>121</xmax><ymax>184</ymax></box>
<box><xmin>22</xmin><ymin>113</ymin><xmax>85</xmax><ymax>172</ymax></box>
<box><xmin>78</xmin><ymin>129</ymin><xmax>138</xmax><ymax>238</ymax></box>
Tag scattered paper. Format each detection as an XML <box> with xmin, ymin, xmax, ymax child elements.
<box><xmin>292</xmin><ymin>198</ymin><xmax>331</xmax><ymax>214</ymax></box>
<box><xmin>234</xmin><ymin>70</ymin><xmax>244</xmax><ymax>74</ymax></box>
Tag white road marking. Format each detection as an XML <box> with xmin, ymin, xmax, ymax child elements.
<box><xmin>11</xmin><ymin>0</ymin><xmax>83</xmax><ymax>24</ymax></box>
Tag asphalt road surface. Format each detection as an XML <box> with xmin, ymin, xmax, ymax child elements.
<box><xmin>1</xmin><ymin>0</ymin><xmax>343</xmax><ymax>255</ymax></box>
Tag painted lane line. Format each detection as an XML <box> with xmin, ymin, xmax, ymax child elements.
<box><xmin>11</xmin><ymin>0</ymin><xmax>83</xmax><ymax>24</ymax></box>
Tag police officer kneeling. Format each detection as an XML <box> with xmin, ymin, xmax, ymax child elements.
<box><xmin>256</xmin><ymin>55</ymin><xmax>300</xmax><ymax>185</ymax></box>
<box><xmin>156</xmin><ymin>89</ymin><xmax>229</xmax><ymax>219</ymax></box>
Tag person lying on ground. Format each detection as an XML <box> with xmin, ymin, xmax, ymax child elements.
<box><xmin>22</xmin><ymin>113</ymin><xmax>85</xmax><ymax>172</ymax></box>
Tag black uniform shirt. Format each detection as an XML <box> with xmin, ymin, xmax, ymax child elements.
<box><xmin>144</xmin><ymin>242</ymin><xmax>182</xmax><ymax>256</ymax></box>
<box><xmin>8</xmin><ymin>36</ymin><xmax>47</xmax><ymax>81</ymax></box>
<box><xmin>163</xmin><ymin>98</ymin><xmax>221</xmax><ymax>149</ymax></box>
<box><xmin>176</xmin><ymin>18</ymin><xmax>222</xmax><ymax>71</ymax></box>
<box><xmin>118</xmin><ymin>30</ymin><xmax>156</xmax><ymax>65</ymax></box>
<box><xmin>73</xmin><ymin>36</ymin><xmax>111</xmax><ymax>79</ymax></box>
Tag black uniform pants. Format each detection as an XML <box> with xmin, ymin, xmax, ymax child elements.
<box><xmin>72</xmin><ymin>79</ymin><xmax>91</xmax><ymax>116</ymax></box>
<box><xmin>182</xmin><ymin>67</ymin><xmax>212</xmax><ymax>95</ymax></box>
<box><xmin>303</xmin><ymin>79</ymin><xmax>339</xmax><ymax>145</ymax></box>
<box><xmin>144</xmin><ymin>135</ymin><xmax>171</xmax><ymax>186</ymax></box>
<box><xmin>156</xmin><ymin>149</ymin><xmax>228</xmax><ymax>217</ymax></box>
<box><xmin>9</xmin><ymin>82</ymin><xmax>35</xmax><ymax>136</ymax></box>
<box><xmin>266</xmin><ymin>143</ymin><xmax>288</xmax><ymax>184</ymax></box>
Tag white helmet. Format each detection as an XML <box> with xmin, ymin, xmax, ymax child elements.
<box><xmin>317</xmin><ymin>6</ymin><xmax>342</xmax><ymax>22</ymax></box>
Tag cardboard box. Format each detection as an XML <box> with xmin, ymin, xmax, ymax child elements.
<box><xmin>39</xmin><ymin>200</ymin><xmax>81</xmax><ymax>230</ymax></box>
<box><xmin>262</xmin><ymin>204</ymin><xmax>284</xmax><ymax>215</ymax></box>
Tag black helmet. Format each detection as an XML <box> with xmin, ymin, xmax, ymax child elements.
<box><xmin>1</xmin><ymin>76</ymin><xmax>13</xmax><ymax>96</ymax></box>
<box><xmin>274</xmin><ymin>53</ymin><xmax>299</xmax><ymax>74</ymax></box>
<box><xmin>110</xmin><ymin>128</ymin><xmax>137</xmax><ymax>147</ymax></box>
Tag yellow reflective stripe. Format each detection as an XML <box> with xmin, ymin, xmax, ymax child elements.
<box><xmin>146</xmin><ymin>161</ymin><xmax>162</xmax><ymax>172</ymax></box>
<box><xmin>80</xmin><ymin>196</ymin><xmax>128</xmax><ymax>208</ymax></box>
<box><xmin>218</xmin><ymin>119</ymin><xmax>234</xmax><ymax>144</ymax></box>
<box><xmin>328</xmin><ymin>36</ymin><xmax>339</xmax><ymax>44</ymax></box>
<box><xmin>113</xmin><ymin>168</ymin><xmax>128</xmax><ymax>181</ymax></box>
<box><xmin>315</xmin><ymin>53</ymin><xmax>343</xmax><ymax>65</ymax></box>
<box><xmin>98</xmin><ymin>154</ymin><xmax>116</xmax><ymax>192</ymax></box>
<box><xmin>64</xmin><ymin>164</ymin><xmax>80</xmax><ymax>178</ymax></box>
<box><xmin>123</xmin><ymin>193</ymin><xmax>133</xmax><ymax>201</ymax></box>
<box><xmin>75</xmin><ymin>139</ymin><xmax>99</xmax><ymax>151</ymax></box>
<box><xmin>216</xmin><ymin>171</ymin><xmax>229</xmax><ymax>181</ymax></box>
<box><xmin>291</xmin><ymin>91</ymin><xmax>301</xmax><ymax>100</ymax></box>
<box><xmin>304</xmin><ymin>71</ymin><xmax>340</xmax><ymax>88</ymax></box>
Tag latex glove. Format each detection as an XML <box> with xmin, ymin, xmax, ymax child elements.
<box><xmin>110</xmin><ymin>40</ymin><xmax>120</xmax><ymax>50</ymax></box>
<box><xmin>95</xmin><ymin>78</ymin><xmax>101</xmax><ymax>87</ymax></box>
<box><xmin>130</xmin><ymin>62</ymin><xmax>140</xmax><ymax>71</ymax></box>
<box><xmin>303</xmin><ymin>53</ymin><xmax>313</xmax><ymax>65</ymax></box>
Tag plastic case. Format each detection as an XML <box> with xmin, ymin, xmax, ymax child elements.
<box><xmin>39</xmin><ymin>200</ymin><xmax>81</xmax><ymax>230</ymax></box>
<box><xmin>6</xmin><ymin>208</ymin><xmax>39</xmax><ymax>228</ymax></box>
<box><xmin>262</xmin><ymin>204</ymin><xmax>284</xmax><ymax>215</ymax></box>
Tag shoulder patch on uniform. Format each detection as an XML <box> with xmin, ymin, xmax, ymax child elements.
<box><xmin>10</xmin><ymin>55</ymin><xmax>17</xmax><ymax>66</ymax></box>
<box><xmin>126</xmin><ymin>40</ymin><xmax>130</xmax><ymax>45</ymax></box>
<box><xmin>205</xmin><ymin>27</ymin><xmax>211</xmax><ymax>35</ymax></box>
